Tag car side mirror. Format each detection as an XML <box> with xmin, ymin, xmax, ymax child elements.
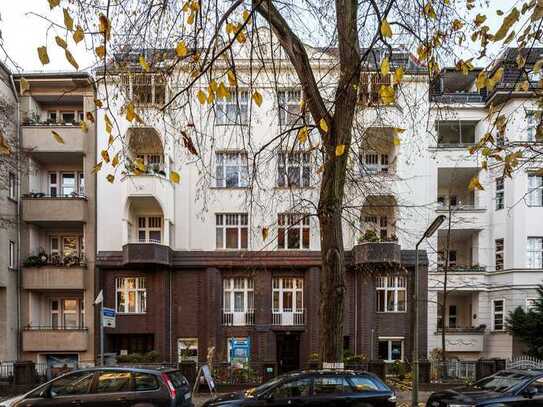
<box><xmin>523</xmin><ymin>386</ymin><xmax>538</xmax><ymax>399</ymax></box>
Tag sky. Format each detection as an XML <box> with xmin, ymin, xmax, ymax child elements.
<box><xmin>0</xmin><ymin>0</ymin><xmax>506</xmax><ymax>73</ymax></box>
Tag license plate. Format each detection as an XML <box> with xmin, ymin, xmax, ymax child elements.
<box><xmin>184</xmin><ymin>392</ymin><xmax>191</xmax><ymax>400</ymax></box>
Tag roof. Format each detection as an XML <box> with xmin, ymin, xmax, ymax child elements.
<box><xmin>12</xmin><ymin>71</ymin><xmax>92</xmax><ymax>80</ymax></box>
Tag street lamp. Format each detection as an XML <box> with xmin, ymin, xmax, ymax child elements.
<box><xmin>412</xmin><ymin>215</ymin><xmax>446</xmax><ymax>407</ymax></box>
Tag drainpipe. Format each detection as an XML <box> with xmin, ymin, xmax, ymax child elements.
<box><xmin>169</xmin><ymin>269</ymin><xmax>173</xmax><ymax>364</ymax></box>
<box><xmin>9</xmin><ymin>74</ymin><xmax>21</xmax><ymax>360</ymax></box>
<box><xmin>354</xmin><ymin>271</ymin><xmax>358</xmax><ymax>355</ymax></box>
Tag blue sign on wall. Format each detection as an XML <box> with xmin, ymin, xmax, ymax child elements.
<box><xmin>229</xmin><ymin>337</ymin><xmax>251</xmax><ymax>365</ymax></box>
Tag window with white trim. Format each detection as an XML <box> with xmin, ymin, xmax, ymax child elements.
<box><xmin>376</xmin><ymin>276</ymin><xmax>407</xmax><ymax>312</ymax></box>
<box><xmin>277</xmin><ymin>152</ymin><xmax>311</xmax><ymax>188</ymax></box>
<box><xmin>137</xmin><ymin>216</ymin><xmax>162</xmax><ymax>243</ymax></box>
<box><xmin>223</xmin><ymin>278</ymin><xmax>254</xmax><ymax>313</ymax></box>
<box><xmin>492</xmin><ymin>299</ymin><xmax>505</xmax><ymax>331</ymax></box>
<box><xmin>9</xmin><ymin>240</ymin><xmax>15</xmax><ymax>269</ymax></box>
<box><xmin>116</xmin><ymin>277</ymin><xmax>147</xmax><ymax>313</ymax></box>
<box><xmin>526</xmin><ymin>298</ymin><xmax>537</xmax><ymax>311</ymax></box>
<box><xmin>123</xmin><ymin>73</ymin><xmax>167</xmax><ymax>106</ymax></box>
<box><xmin>378</xmin><ymin>338</ymin><xmax>404</xmax><ymax>362</ymax></box>
<box><xmin>495</xmin><ymin>239</ymin><xmax>504</xmax><ymax>271</ymax></box>
<box><xmin>136</xmin><ymin>154</ymin><xmax>164</xmax><ymax>173</ymax></box>
<box><xmin>364</xmin><ymin>215</ymin><xmax>390</xmax><ymax>240</ymax></box>
<box><xmin>216</xmin><ymin>213</ymin><xmax>248</xmax><ymax>249</ymax></box>
<box><xmin>528</xmin><ymin>174</ymin><xmax>543</xmax><ymax>207</ymax></box>
<box><xmin>278</xmin><ymin>90</ymin><xmax>302</xmax><ymax>126</ymax></box>
<box><xmin>49</xmin><ymin>298</ymin><xmax>84</xmax><ymax>329</ymax></box>
<box><xmin>277</xmin><ymin>213</ymin><xmax>310</xmax><ymax>250</ymax></box>
<box><xmin>528</xmin><ymin>237</ymin><xmax>543</xmax><ymax>268</ymax></box>
<box><xmin>216</xmin><ymin>90</ymin><xmax>249</xmax><ymax>125</ymax></box>
<box><xmin>527</xmin><ymin>111</ymin><xmax>541</xmax><ymax>142</ymax></box>
<box><xmin>8</xmin><ymin>172</ymin><xmax>16</xmax><ymax>200</ymax></box>
<box><xmin>496</xmin><ymin>177</ymin><xmax>504</xmax><ymax>210</ymax></box>
<box><xmin>272</xmin><ymin>277</ymin><xmax>303</xmax><ymax>313</ymax></box>
<box><xmin>360</xmin><ymin>152</ymin><xmax>389</xmax><ymax>175</ymax></box>
<box><xmin>216</xmin><ymin>152</ymin><xmax>248</xmax><ymax>188</ymax></box>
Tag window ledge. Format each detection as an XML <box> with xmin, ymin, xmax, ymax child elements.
<box><xmin>209</xmin><ymin>186</ymin><xmax>250</xmax><ymax>190</ymax></box>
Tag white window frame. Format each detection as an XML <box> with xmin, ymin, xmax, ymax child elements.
<box><xmin>137</xmin><ymin>216</ymin><xmax>163</xmax><ymax>244</ymax></box>
<box><xmin>9</xmin><ymin>240</ymin><xmax>15</xmax><ymax>269</ymax></box>
<box><xmin>124</xmin><ymin>73</ymin><xmax>167</xmax><ymax>106</ymax></box>
<box><xmin>526</xmin><ymin>298</ymin><xmax>537</xmax><ymax>312</ymax></box>
<box><xmin>527</xmin><ymin>237</ymin><xmax>543</xmax><ymax>269</ymax></box>
<box><xmin>378</xmin><ymin>337</ymin><xmax>404</xmax><ymax>362</ymax></box>
<box><xmin>495</xmin><ymin>238</ymin><xmax>504</xmax><ymax>271</ymax></box>
<box><xmin>223</xmin><ymin>278</ymin><xmax>254</xmax><ymax>326</ymax></box>
<box><xmin>215</xmin><ymin>213</ymin><xmax>249</xmax><ymax>250</ymax></box>
<box><xmin>115</xmin><ymin>277</ymin><xmax>147</xmax><ymax>314</ymax></box>
<box><xmin>49</xmin><ymin>298</ymin><xmax>83</xmax><ymax>329</ymax></box>
<box><xmin>360</xmin><ymin>152</ymin><xmax>389</xmax><ymax>175</ymax></box>
<box><xmin>215</xmin><ymin>90</ymin><xmax>249</xmax><ymax>125</ymax></box>
<box><xmin>215</xmin><ymin>152</ymin><xmax>249</xmax><ymax>188</ymax></box>
<box><xmin>496</xmin><ymin>177</ymin><xmax>505</xmax><ymax>210</ymax></box>
<box><xmin>528</xmin><ymin>174</ymin><xmax>543</xmax><ymax>207</ymax></box>
<box><xmin>526</xmin><ymin>111</ymin><xmax>541</xmax><ymax>142</ymax></box>
<box><xmin>364</xmin><ymin>215</ymin><xmax>390</xmax><ymax>240</ymax></box>
<box><xmin>277</xmin><ymin>151</ymin><xmax>311</xmax><ymax>188</ymax></box>
<box><xmin>492</xmin><ymin>299</ymin><xmax>505</xmax><ymax>331</ymax></box>
<box><xmin>278</xmin><ymin>89</ymin><xmax>302</xmax><ymax>127</ymax></box>
<box><xmin>8</xmin><ymin>172</ymin><xmax>16</xmax><ymax>200</ymax></box>
<box><xmin>277</xmin><ymin>213</ymin><xmax>310</xmax><ymax>250</ymax></box>
<box><xmin>272</xmin><ymin>277</ymin><xmax>304</xmax><ymax>313</ymax></box>
<box><xmin>376</xmin><ymin>276</ymin><xmax>407</xmax><ymax>313</ymax></box>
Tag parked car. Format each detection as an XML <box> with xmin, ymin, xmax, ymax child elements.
<box><xmin>426</xmin><ymin>369</ymin><xmax>543</xmax><ymax>406</ymax></box>
<box><xmin>0</xmin><ymin>367</ymin><xmax>193</xmax><ymax>407</ymax></box>
<box><xmin>203</xmin><ymin>369</ymin><xmax>396</xmax><ymax>406</ymax></box>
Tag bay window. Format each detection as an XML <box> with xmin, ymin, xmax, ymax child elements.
<box><xmin>137</xmin><ymin>216</ymin><xmax>162</xmax><ymax>243</ymax></box>
<box><xmin>376</xmin><ymin>276</ymin><xmax>406</xmax><ymax>312</ymax></box>
<box><xmin>116</xmin><ymin>277</ymin><xmax>147</xmax><ymax>314</ymax></box>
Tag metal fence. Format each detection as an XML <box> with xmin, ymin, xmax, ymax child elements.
<box><xmin>507</xmin><ymin>356</ymin><xmax>543</xmax><ymax>370</ymax></box>
<box><xmin>431</xmin><ymin>360</ymin><xmax>476</xmax><ymax>381</ymax></box>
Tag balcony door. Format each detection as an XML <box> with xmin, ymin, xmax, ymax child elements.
<box><xmin>276</xmin><ymin>333</ymin><xmax>300</xmax><ymax>373</ymax></box>
<box><xmin>50</xmin><ymin>298</ymin><xmax>84</xmax><ymax>329</ymax></box>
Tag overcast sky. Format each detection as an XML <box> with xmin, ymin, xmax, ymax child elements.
<box><xmin>0</xmin><ymin>0</ymin><xmax>505</xmax><ymax>73</ymax></box>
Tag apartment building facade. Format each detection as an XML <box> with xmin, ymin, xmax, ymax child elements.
<box><xmin>0</xmin><ymin>62</ymin><xmax>19</xmax><ymax>361</ymax></box>
<box><xmin>95</xmin><ymin>45</ymin><xmax>432</xmax><ymax>368</ymax></box>
<box><xmin>13</xmin><ymin>73</ymin><xmax>97</xmax><ymax>368</ymax></box>
<box><xmin>427</xmin><ymin>48</ymin><xmax>543</xmax><ymax>360</ymax></box>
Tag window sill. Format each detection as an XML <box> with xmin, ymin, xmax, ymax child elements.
<box><xmin>209</xmin><ymin>186</ymin><xmax>250</xmax><ymax>190</ymax></box>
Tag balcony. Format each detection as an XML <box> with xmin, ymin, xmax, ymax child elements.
<box><xmin>121</xmin><ymin>175</ymin><xmax>174</xmax><ymax>220</ymax></box>
<box><xmin>122</xmin><ymin>241</ymin><xmax>172</xmax><ymax>266</ymax></box>
<box><xmin>22</xmin><ymin>124</ymin><xmax>86</xmax><ymax>156</ymax></box>
<box><xmin>353</xmin><ymin>242</ymin><xmax>401</xmax><ymax>265</ymax></box>
<box><xmin>22</xmin><ymin>328</ymin><xmax>88</xmax><ymax>352</ymax></box>
<box><xmin>22</xmin><ymin>265</ymin><xmax>85</xmax><ymax>290</ymax></box>
<box><xmin>222</xmin><ymin>310</ymin><xmax>255</xmax><ymax>326</ymax></box>
<box><xmin>272</xmin><ymin>309</ymin><xmax>305</xmax><ymax>326</ymax></box>
<box><xmin>22</xmin><ymin>195</ymin><xmax>88</xmax><ymax>226</ymax></box>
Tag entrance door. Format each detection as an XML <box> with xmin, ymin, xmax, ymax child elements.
<box><xmin>276</xmin><ymin>333</ymin><xmax>300</xmax><ymax>373</ymax></box>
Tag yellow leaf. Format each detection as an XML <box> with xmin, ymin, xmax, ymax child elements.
<box><xmin>319</xmin><ymin>118</ymin><xmax>329</xmax><ymax>133</ymax></box>
<box><xmin>217</xmin><ymin>82</ymin><xmax>230</xmax><ymax>99</ymax></box>
<box><xmin>516</xmin><ymin>80</ymin><xmax>530</xmax><ymax>92</ymax></box>
<box><xmin>379</xmin><ymin>85</ymin><xmax>396</xmax><ymax>104</ymax></box>
<box><xmin>176</xmin><ymin>41</ymin><xmax>187</xmax><ymax>58</ymax></box>
<box><xmin>209</xmin><ymin>80</ymin><xmax>218</xmax><ymax>93</ymax></box>
<box><xmin>104</xmin><ymin>114</ymin><xmax>113</xmax><ymax>135</ymax></box>
<box><xmin>63</xmin><ymin>8</ymin><xmax>74</xmax><ymax>31</ymax></box>
<box><xmin>468</xmin><ymin>176</ymin><xmax>484</xmax><ymax>191</ymax></box>
<box><xmin>475</xmin><ymin>71</ymin><xmax>487</xmax><ymax>90</ymax></box>
<box><xmin>37</xmin><ymin>46</ymin><xmax>50</xmax><ymax>65</ymax></box>
<box><xmin>112</xmin><ymin>153</ymin><xmax>120</xmax><ymax>168</ymax></box>
<box><xmin>237</xmin><ymin>31</ymin><xmax>247</xmax><ymax>44</ymax></box>
<box><xmin>55</xmin><ymin>36</ymin><xmax>68</xmax><ymax>49</ymax></box>
<box><xmin>197</xmin><ymin>89</ymin><xmax>207</xmax><ymax>105</ymax></box>
<box><xmin>494</xmin><ymin>7</ymin><xmax>519</xmax><ymax>42</ymax></box>
<box><xmin>48</xmin><ymin>0</ymin><xmax>60</xmax><ymax>9</ymax></box>
<box><xmin>65</xmin><ymin>49</ymin><xmax>79</xmax><ymax>70</ymax></box>
<box><xmin>92</xmin><ymin>162</ymin><xmax>102</xmax><ymax>174</ymax></box>
<box><xmin>126</xmin><ymin>102</ymin><xmax>136</xmax><ymax>122</ymax></box>
<box><xmin>534</xmin><ymin>59</ymin><xmax>543</xmax><ymax>74</ymax></box>
<box><xmin>95</xmin><ymin>45</ymin><xmax>106</xmax><ymax>59</ymax></box>
<box><xmin>380</xmin><ymin>56</ymin><xmax>390</xmax><ymax>76</ymax></box>
<box><xmin>134</xmin><ymin>158</ymin><xmax>145</xmax><ymax>173</ymax></box>
<box><xmin>139</xmin><ymin>55</ymin><xmax>150</xmax><ymax>72</ymax></box>
<box><xmin>243</xmin><ymin>9</ymin><xmax>250</xmax><ymax>21</ymax></box>
<box><xmin>182</xmin><ymin>1</ymin><xmax>190</xmax><ymax>12</ymax></box>
<box><xmin>393</xmin><ymin>134</ymin><xmax>401</xmax><ymax>146</ymax></box>
<box><xmin>492</xmin><ymin>67</ymin><xmax>504</xmax><ymax>82</ymax></box>
<box><xmin>73</xmin><ymin>26</ymin><xmax>84</xmax><ymax>44</ymax></box>
<box><xmin>86</xmin><ymin>112</ymin><xmax>95</xmax><ymax>123</ymax></box>
<box><xmin>474</xmin><ymin>14</ymin><xmax>487</xmax><ymax>26</ymax></box>
<box><xmin>108</xmin><ymin>134</ymin><xmax>114</xmax><ymax>147</ymax></box>
<box><xmin>106</xmin><ymin>174</ymin><xmax>115</xmax><ymax>183</ymax></box>
<box><xmin>262</xmin><ymin>226</ymin><xmax>269</xmax><ymax>241</ymax></box>
<box><xmin>298</xmin><ymin>127</ymin><xmax>309</xmax><ymax>144</ymax></box>
<box><xmin>380</xmin><ymin>19</ymin><xmax>393</xmax><ymax>38</ymax></box>
<box><xmin>227</xmin><ymin>70</ymin><xmax>237</xmax><ymax>86</ymax></box>
<box><xmin>393</xmin><ymin>67</ymin><xmax>404</xmax><ymax>84</ymax></box>
<box><xmin>207</xmin><ymin>90</ymin><xmax>215</xmax><ymax>104</ymax></box>
<box><xmin>95</xmin><ymin>99</ymin><xmax>103</xmax><ymax>108</ymax></box>
<box><xmin>187</xmin><ymin>13</ymin><xmax>195</xmax><ymax>25</ymax></box>
<box><xmin>252</xmin><ymin>90</ymin><xmax>263</xmax><ymax>107</ymax></box>
<box><xmin>170</xmin><ymin>170</ymin><xmax>181</xmax><ymax>184</ymax></box>
<box><xmin>99</xmin><ymin>14</ymin><xmax>110</xmax><ymax>39</ymax></box>
<box><xmin>19</xmin><ymin>77</ymin><xmax>30</xmax><ymax>95</ymax></box>
<box><xmin>335</xmin><ymin>144</ymin><xmax>346</xmax><ymax>157</ymax></box>
<box><xmin>52</xmin><ymin>130</ymin><xmax>65</xmax><ymax>144</ymax></box>
<box><xmin>101</xmin><ymin>150</ymin><xmax>110</xmax><ymax>163</ymax></box>
<box><xmin>424</xmin><ymin>2</ymin><xmax>437</xmax><ymax>19</ymax></box>
<box><xmin>0</xmin><ymin>133</ymin><xmax>12</xmax><ymax>155</ymax></box>
<box><xmin>80</xmin><ymin>120</ymin><xmax>88</xmax><ymax>133</ymax></box>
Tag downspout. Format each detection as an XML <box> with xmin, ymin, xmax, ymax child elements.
<box><xmin>9</xmin><ymin>74</ymin><xmax>21</xmax><ymax>359</ymax></box>
<box><xmin>354</xmin><ymin>271</ymin><xmax>358</xmax><ymax>355</ymax></box>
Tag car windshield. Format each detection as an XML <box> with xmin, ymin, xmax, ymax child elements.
<box><xmin>472</xmin><ymin>373</ymin><xmax>527</xmax><ymax>393</ymax></box>
<box><xmin>244</xmin><ymin>374</ymin><xmax>291</xmax><ymax>398</ymax></box>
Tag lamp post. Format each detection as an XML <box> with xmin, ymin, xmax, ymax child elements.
<box><xmin>412</xmin><ymin>215</ymin><xmax>446</xmax><ymax>407</ymax></box>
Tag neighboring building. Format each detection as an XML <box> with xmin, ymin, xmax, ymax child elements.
<box><xmin>427</xmin><ymin>48</ymin><xmax>543</xmax><ymax>360</ymax></box>
<box><xmin>0</xmin><ymin>61</ymin><xmax>19</xmax><ymax>361</ymax></box>
<box><xmin>95</xmin><ymin>45</ymin><xmax>431</xmax><ymax>369</ymax></box>
<box><xmin>13</xmin><ymin>73</ymin><xmax>97</xmax><ymax>367</ymax></box>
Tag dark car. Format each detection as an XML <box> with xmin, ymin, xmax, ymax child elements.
<box><xmin>0</xmin><ymin>367</ymin><xmax>193</xmax><ymax>407</ymax></box>
<box><xmin>427</xmin><ymin>369</ymin><xmax>543</xmax><ymax>406</ymax></box>
<box><xmin>203</xmin><ymin>369</ymin><xmax>396</xmax><ymax>407</ymax></box>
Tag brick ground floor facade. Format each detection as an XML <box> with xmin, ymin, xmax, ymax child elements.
<box><xmin>96</xmin><ymin>244</ymin><xmax>428</xmax><ymax>370</ymax></box>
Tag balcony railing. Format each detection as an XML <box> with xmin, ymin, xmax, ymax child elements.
<box><xmin>272</xmin><ymin>309</ymin><xmax>305</xmax><ymax>326</ymax></box>
<box><xmin>222</xmin><ymin>309</ymin><xmax>255</xmax><ymax>326</ymax></box>
<box><xmin>22</xmin><ymin>327</ymin><xmax>88</xmax><ymax>352</ymax></box>
<box><xmin>436</xmin><ymin>203</ymin><xmax>485</xmax><ymax>212</ymax></box>
<box><xmin>130</xmin><ymin>238</ymin><xmax>163</xmax><ymax>244</ymax></box>
<box><xmin>431</xmin><ymin>93</ymin><xmax>485</xmax><ymax>104</ymax></box>
<box><xmin>436</xmin><ymin>265</ymin><xmax>486</xmax><ymax>273</ymax></box>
